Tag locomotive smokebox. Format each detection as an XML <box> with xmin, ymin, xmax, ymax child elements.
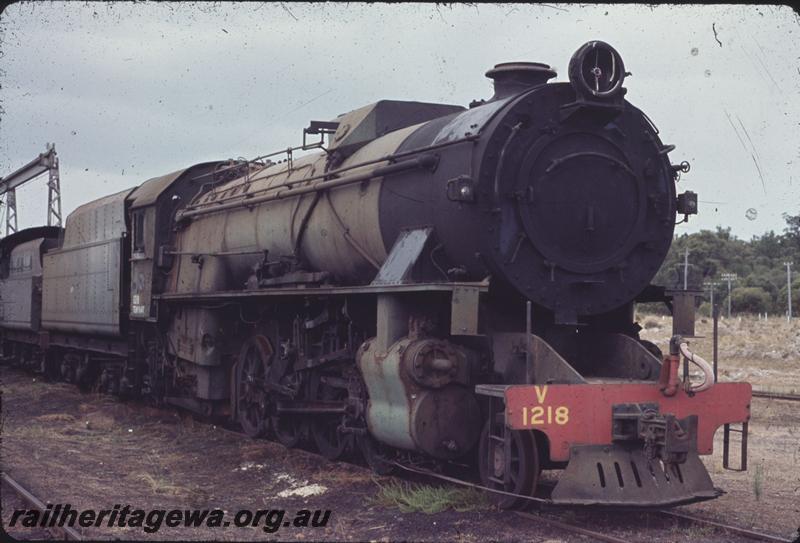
<box><xmin>437</xmin><ymin>42</ymin><xmax>678</xmax><ymax>324</ymax></box>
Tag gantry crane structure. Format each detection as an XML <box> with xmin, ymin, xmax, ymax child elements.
<box><xmin>0</xmin><ymin>143</ymin><xmax>62</xmax><ymax>237</ymax></box>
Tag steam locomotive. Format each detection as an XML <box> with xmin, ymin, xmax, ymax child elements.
<box><xmin>0</xmin><ymin>41</ymin><xmax>751</xmax><ymax>507</ymax></box>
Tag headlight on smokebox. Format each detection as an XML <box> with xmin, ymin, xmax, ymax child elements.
<box><xmin>677</xmin><ymin>191</ymin><xmax>698</xmax><ymax>215</ymax></box>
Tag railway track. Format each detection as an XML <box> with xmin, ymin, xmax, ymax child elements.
<box><xmin>515</xmin><ymin>509</ymin><xmax>795</xmax><ymax>543</ymax></box>
<box><xmin>658</xmin><ymin>509</ymin><xmax>794</xmax><ymax>543</ymax></box>
<box><xmin>516</xmin><ymin>510</ymin><xmax>632</xmax><ymax>543</ymax></box>
<box><xmin>5</xmin><ymin>463</ymin><xmax>791</xmax><ymax>543</ymax></box>
<box><xmin>2</xmin><ymin>368</ymin><xmax>794</xmax><ymax>543</ymax></box>
<box><xmin>393</xmin><ymin>460</ymin><xmax>795</xmax><ymax>543</ymax></box>
<box><xmin>162</xmin><ymin>409</ymin><xmax>800</xmax><ymax>543</ymax></box>
<box><xmin>1</xmin><ymin>472</ymin><xmax>83</xmax><ymax>541</ymax></box>
<box><xmin>752</xmin><ymin>390</ymin><xmax>800</xmax><ymax>402</ymax></box>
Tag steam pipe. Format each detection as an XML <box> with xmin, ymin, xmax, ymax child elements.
<box><xmin>679</xmin><ymin>342</ymin><xmax>715</xmax><ymax>393</ymax></box>
<box><xmin>177</xmin><ymin>154</ymin><xmax>438</xmax><ymax>221</ymax></box>
<box><xmin>183</xmin><ymin>134</ymin><xmax>478</xmax><ymax>211</ymax></box>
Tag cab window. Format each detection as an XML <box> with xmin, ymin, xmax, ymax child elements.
<box><xmin>133</xmin><ymin>211</ymin><xmax>146</xmax><ymax>253</ymax></box>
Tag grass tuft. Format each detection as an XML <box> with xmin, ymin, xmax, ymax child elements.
<box><xmin>371</xmin><ymin>480</ymin><xmax>489</xmax><ymax>514</ymax></box>
<box><xmin>131</xmin><ymin>473</ymin><xmax>192</xmax><ymax>498</ymax></box>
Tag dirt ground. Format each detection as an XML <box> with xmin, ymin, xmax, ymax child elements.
<box><xmin>1</xmin><ymin>315</ymin><xmax>799</xmax><ymax>542</ymax></box>
<box><xmin>0</xmin><ymin>369</ymin><xmax>572</xmax><ymax>542</ymax></box>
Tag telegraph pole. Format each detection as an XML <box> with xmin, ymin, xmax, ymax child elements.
<box><xmin>785</xmin><ymin>261</ymin><xmax>794</xmax><ymax>321</ymax></box>
<box><xmin>720</xmin><ymin>272</ymin><xmax>737</xmax><ymax>318</ymax></box>
<box><xmin>704</xmin><ymin>280</ymin><xmax>720</xmax><ymax>316</ymax></box>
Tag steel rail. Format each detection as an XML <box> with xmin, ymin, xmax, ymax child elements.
<box><xmin>1</xmin><ymin>472</ymin><xmax>83</xmax><ymax>541</ymax></box>
<box><xmin>516</xmin><ymin>511</ymin><xmax>633</xmax><ymax>543</ymax></box>
<box><xmin>390</xmin><ymin>460</ymin><xmax>549</xmax><ymax>504</ymax></box>
<box><xmin>392</xmin><ymin>461</ymin><xmax>795</xmax><ymax>543</ymax></box>
<box><xmin>658</xmin><ymin>509</ymin><xmax>793</xmax><ymax>542</ymax></box>
<box><xmin>752</xmin><ymin>390</ymin><xmax>800</xmax><ymax>402</ymax></box>
<box><xmin>392</xmin><ymin>461</ymin><xmax>633</xmax><ymax>542</ymax></box>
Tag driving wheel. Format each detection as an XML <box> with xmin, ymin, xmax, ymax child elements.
<box><xmin>236</xmin><ymin>335</ymin><xmax>272</xmax><ymax>438</ymax></box>
<box><xmin>310</xmin><ymin>371</ymin><xmax>351</xmax><ymax>460</ymax></box>
<box><xmin>478</xmin><ymin>415</ymin><xmax>539</xmax><ymax>509</ymax></box>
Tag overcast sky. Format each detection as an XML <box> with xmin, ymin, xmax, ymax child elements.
<box><xmin>0</xmin><ymin>2</ymin><xmax>797</xmax><ymax>239</ymax></box>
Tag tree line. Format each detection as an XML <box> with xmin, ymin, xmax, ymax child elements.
<box><xmin>644</xmin><ymin>213</ymin><xmax>800</xmax><ymax>316</ymax></box>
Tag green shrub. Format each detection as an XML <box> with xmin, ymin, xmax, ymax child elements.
<box><xmin>730</xmin><ymin>287</ymin><xmax>771</xmax><ymax>314</ymax></box>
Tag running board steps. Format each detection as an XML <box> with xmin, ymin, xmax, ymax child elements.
<box><xmin>550</xmin><ymin>445</ymin><xmax>720</xmax><ymax>506</ymax></box>
<box><xmin>722</xmin><ymin>421</ymin><xmax>748</xmax><ymax>471</ymax></box>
